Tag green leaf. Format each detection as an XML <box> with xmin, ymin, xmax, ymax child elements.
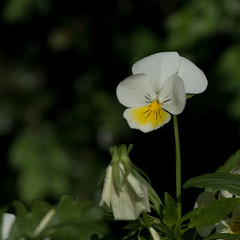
<box><xmin>178</xmin><ymin>206</ymin><xmax>204</xmax><ymax>225</ymax></box>
<box><xmin>183</xmin><ymin>172</ymin><xmax>240</xmax><ymax>196</ymax></box>
<box><xmin>7</xmin><ymin>196</ymin><xmax>107</xmax><ymax>240</ymax></box>
<box><xmin>204</xmin><ymin>233</ymin><xmax>240</xmax><ymax>240</ymax></box>
<box><xmin>216</xmin><ymin>149</ymin><xmax>240</xmax><ymax>173</ymax></box>
<box><xmin>188</xmin><ymin>197</ymin><xmax>240</xmax><ymax>228</ymax></box>
<box><xmin>46</xmin><ymin>196</ymin><xmax>107</xmax><ymax>240</ymax></box>
<box><xmin>131</xmin><ymin>168</ymin><xmax>162</xmax><ymax>215</ymax></box>
<box><xmin>163</xmin><ymin>193</ymin><xmax>178</xmax><ymax>228</ymax></box>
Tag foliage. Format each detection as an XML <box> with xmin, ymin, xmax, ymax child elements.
<box><xmin>1</xmin><ymin>196</ymin><xmax>107</xmax><ymax>240</ymax></box>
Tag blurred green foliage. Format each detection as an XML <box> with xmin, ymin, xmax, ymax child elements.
<box><xmin>0</xmin><ymin>0</ymin><xmax>240</xmax><ymax>210</ymax></box>
<box><xmin>2</xmin><ymin>196</ymin><xmax>107</xmax><ymax>240</ymax></box>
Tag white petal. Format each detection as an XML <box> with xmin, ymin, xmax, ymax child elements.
<box><xmin>132</xmin><ymin>52</ymin><xmax>181</xmax><ymax>92</ymax></box>
<box><xmin>159</xmin><ymin>75</ymin><xmax>186</xmax><ymax>115</ymax></box>
<box><xmin>123</xmin><ymin>107</ymin><xmax>171</xmax><ymax>133</ymax></box>
<box><xmin>178</xmin><ymin>57</ymin><xmax>208</xmax><ymax>94</ymax></box>
<box><xmin>127</xmin><ymin>173</ymin><xmax>150</xmax><ymax>212</ymax></box>
<box><xmin>216</xmin><ymin>219</ymin><xmax>232</xmax><ymax>234</ymax></box>
<box><xmin>110</xmin><ymin>182</ymin><xmax>139</xmax><ymax>220</ymax></box>
<box><xmin>150</xmin><ymin>227</ymin><xmax>161</xmax><ymax>240</ymax></box>
<box><xmin>110</xmin><ymin>172</ymin><xmax>150</xmax><ymax>220</ymax></box>
<box><xmin>2</xmin><ymin>213</ymin><xmax>16</xmax><ymax>240</ymax></box>
<box><xmin>219</xmin><ymin>190</ymin><xmax>233</xmax><ymax>199</ymax></box>
<box><xmin>35</xmin><ymin>209</ymin><xmax>55</xmax><ymax>234</ymax></box>
<box><xmin>116</xmin><ymin>74</ymin><xmax>157</xmax><ymax>108</ymax></box>
<box><xmin>231</xmin><ymin>165</ymin><xmax>240</xmax><ymax>175</ymax></box>
<box><xmin>127</xmin><ymin>173</ymin><xmax>145</xmax><ymax>197</ymax></box>
<box><xmin>99</xmin><ymin>166</ymin><xmax>113</xmax><ymax>207</ymax></box>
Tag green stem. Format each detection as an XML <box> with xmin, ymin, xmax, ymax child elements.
<box><xmin>173</xmin><ymin>115</ymin><xmax>181</xmax><ymax>220</ymax></box>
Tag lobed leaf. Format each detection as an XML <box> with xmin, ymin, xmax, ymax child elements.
<box><xmin>163</xmin><ymin>193</ymin><xmax>178</xmax><ymax>229</ymax></box>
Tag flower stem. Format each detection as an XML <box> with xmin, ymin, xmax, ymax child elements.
<box><xmin>173</xmin><ymin>115</ymin><xmax>181</xmax><ymax>220</ymax></box>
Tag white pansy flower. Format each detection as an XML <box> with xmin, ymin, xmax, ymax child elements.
<box><xmin>100</xmin><ymin>164</ymin><xmax>150</xmax><ymax>220</ymax></box>
<box><xmin>117</xmin><ymin>52</ymin><xmax>207</xmax><ymax>132</ymax></box>
<box><xmin>1</xmin><ymin>213</ymin><xmax>16</xmax><ymax>240</ymax></box>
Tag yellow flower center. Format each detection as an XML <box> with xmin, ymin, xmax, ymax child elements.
<box><xmin>231</xmin><ymin>219</ymin><xmax>240</xmax><ymax>234</ymax></box>
<box><xmin>128</xmin><ymin>100</ymin><xmax>170</xmax><ymax>128</ymax></box>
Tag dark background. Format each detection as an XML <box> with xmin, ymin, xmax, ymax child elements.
<box><xmin>0</xmin><ymin>0</ymin><xmax>240</xmax><ymax>214</ymax></box>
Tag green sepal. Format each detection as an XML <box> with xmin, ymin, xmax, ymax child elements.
<box><xmin>112</xmin><ymin>162</ymin><xmax>123</xmax><ymax>194</ymax></box>
<box><xmin>109</xmin><ymin>144</ymin><xmax>133</xmax><ymax>194</ymax></box>
<box><xmin>183</xmin><ymin>172</ymin><xmax>240</xmax><ymax>196</ymax></box>
<box><xmin>163</xmin><ymin>193</ymin><xmax>178</xmax><ymax>229</ymax></box>
<box><xmin>186</xmin><ymin>94</ymin><xmax>194</xmax><ymax>99</ymax></box>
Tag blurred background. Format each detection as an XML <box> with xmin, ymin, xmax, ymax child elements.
<box><xmin>0</xmin><ymin>0</ymin><xmax>240</xmax><ymax>214</ymax></box>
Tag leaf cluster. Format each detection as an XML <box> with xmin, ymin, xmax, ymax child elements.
<box><xmin>0</xmin><ymin>196</ymin><xmax>108</xmax><ymax>240</ymax></box>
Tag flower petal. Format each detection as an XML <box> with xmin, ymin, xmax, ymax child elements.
<box><xmin>127</xmin><ymin>173</ymin><xmax>150</xmax><ymax>213</ymax></box>
<box><xmin>116</xmin><ymin>73</ymin><xmax>157</xmax><ymax>108</ymax></box>
<box><xmin>132</xmin><ymin>52</ymin><xmax>181</xmax><ymax>92</ymax></box>
<box><xmin>150</xmin><ymin>227</ymin><xmax>161</xmax><ymax>240</ymax></box>
<box><xmin>159</xmin><ymin>75</ymin><xmax>186</xmax><ymax>115</ymax></box>
<box><xmin>110</xmin><ymin>172</ymin><xmax>150</xmax><ymax>220</ymax></box>
<box><xmin>99</xmin><ymin>166</ymin><xmax>113</xmax><ymax>207</ymax></box>
<box><xmin>216</xmin><ymin>219</ymin><xmax>233</xmax><ymax>234</ymax></box>
<box><xmin>110</xmin><ymin>182</ymin><xmax>142</xmax><ymax>220</ymax></box>
<box><xmin>178</xmin><ymin>57</ymin><xmax>208</xmax><ymax>94</ymax></box>
<box><xmin>123</xmin><ymin>104</ymin><xmax>171</xmax><ymax>133</ymax></box>
<box><xmin>2</xmin><ymin>213</ymin><xmax>16</xmax><ymax>240</ymax></box>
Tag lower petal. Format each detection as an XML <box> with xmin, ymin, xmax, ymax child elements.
<box><xmin>123</xmin><ymin>105</ymin><xmax>171</xmax><ymax>133</ymax></box>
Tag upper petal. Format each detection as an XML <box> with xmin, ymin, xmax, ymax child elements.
<box><xmin>132</xmin><ymin>52</ymin><xmax>181</xmax><ymax>92</ymax></box>
<box><xmin>116</xmin><ymin>73</ymin><xmax>157</xmax><ymax>108</ymax></box>
<box><xmin>178</xmin><ymin>57</ymin><xmax>208</xmax><ymax>94</ymax></box>
<box><xmin>159</xmin><ymin>75</ymin><xmax>186</xmax><ymax>115</ymax></box>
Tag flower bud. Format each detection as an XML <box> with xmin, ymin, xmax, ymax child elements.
<box><xmin>100</xmin><ymin>144</ymin><xmax>150</xmax><ymax>220</ymax></box>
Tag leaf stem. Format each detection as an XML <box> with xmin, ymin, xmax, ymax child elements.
<box><xmin>173</xmin><ymin>115</ymin><xmax>181</xmax><ymax>220</ymax></box>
